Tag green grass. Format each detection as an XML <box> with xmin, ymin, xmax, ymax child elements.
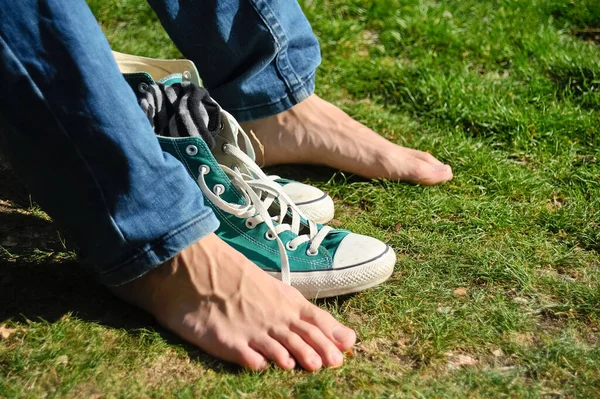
<box><xmin>2</xmin><ymin>0</ymin><xmax>600</xmax><ymax>397</ymax></box>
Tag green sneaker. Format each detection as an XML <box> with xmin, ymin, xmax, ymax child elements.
<box><xmin>214</xmin><ymin>109</ymin><xmax>335</xmax><ymax>224</ymax></box>
<box><xmin>159</xmin><ymin>135</ymin><xmax>396</xmax><ymax>298</ymax></box>
<box><xmin>115</xmin><ymin>51</ymin><xmax>335</xmax><ymax>223</ymax></box>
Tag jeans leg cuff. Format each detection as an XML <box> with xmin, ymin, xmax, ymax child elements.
<box><xmin>228</xmin><ymin>72</ymin><xmax>316</xmax><ymax>122</ymax></box>
<box><xmin>95</xmin><ymin>210</ymin><xmax>220</xmax><ymax>287</ymax></box>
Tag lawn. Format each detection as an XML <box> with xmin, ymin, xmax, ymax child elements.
<box><xmin>1</xmin><ymin>0</ymin><xmax>600</xmax><ymax>397</ymax></box>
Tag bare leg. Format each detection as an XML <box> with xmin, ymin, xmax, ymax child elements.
<box><xmin>241</xmin><ymin>94</ymin><xmax>453</xmax><ymax>185</ymax></box>
<box><xmin>112</xmin><ymin>233</ymin><xmax>356</xmax><ymax>371</ymax></box>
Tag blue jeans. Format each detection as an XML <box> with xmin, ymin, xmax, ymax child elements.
<box><xmin>0</xmin><ymin>0</ymin><xmax>319</xmax><ymax>285</ymax></box>
<box><xmin>147</xmin><ymin>0</ymin><xmax>321</xmax><ymax>122</ymax></box>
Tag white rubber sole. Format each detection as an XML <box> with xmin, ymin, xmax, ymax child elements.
<box><xmin>266</xmin><ymin>245</ymin><xmax>396</xmax><ymax>299</ymax></box>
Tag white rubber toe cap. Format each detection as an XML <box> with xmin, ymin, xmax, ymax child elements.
<box><xmin>282</xmin><ymin>182</ymin><xmax>327</xmax><ymax>204</ymax></box>
<box><xmin>332</xmin><ymin>233</ymin><xmax>392</xmax><ymax>269</ymax></box>
<box><xmin>282</xmin><ymin>182</ymin><xmax>334</xmax><ymax>224</ymax></box>
<box><xmin>269</xmin><ymin>233</ymin><xmax>396</xmax><ymax>298</ymax></box>
<box><xmin>282</xmin><ymin>233</ymin><xmax>396</xmax><ymax>298</ymax></box>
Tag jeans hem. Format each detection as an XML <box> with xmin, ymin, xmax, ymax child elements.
<box><xmin>227</xmin><ymin>71</ymin><xmax>316</xmax><ymax>122</ymax></box>
<box><xmin>96</xmin><ymin>210</ymin><xmax>220</xmax><ymax>287</ymax></box>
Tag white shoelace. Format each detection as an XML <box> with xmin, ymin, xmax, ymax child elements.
<box><xmin>218</xmin><ymin>111</ymin><xmax>293</xmax><ymax>185</ymax></box>
<box><xmin>197</xmin><ymin>158</ymin><xmax>333</xmax><ymax>285</ymax></box>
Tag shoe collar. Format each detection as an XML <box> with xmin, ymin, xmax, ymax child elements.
<box><xmin>113</xmin><ymin>50</ymin><xmax>202</xmax><ymax>86</ymax></box>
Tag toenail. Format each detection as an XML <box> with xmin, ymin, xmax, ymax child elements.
<box><xmin>287</xmin><ymin>356</ymin><xmax>295</xmax><ymax>368</ymax></box>
<box><xmin>310</xmin><ymin>354</ymin><xmax>321</xmax><ymax>367</ymax></box>
<box><xmin>331</xmin><ymin>350</ymin><xmax>343</xmax><ymax>365</ymax></box>
<box><xmin>333</xmin><ymin>326</ymin><xmax>349</xmax><ymax>343</ymax></box>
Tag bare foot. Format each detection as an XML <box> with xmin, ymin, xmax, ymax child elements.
<box><xmin>111</xmin><ymin>233</ymin><xmax>356</xmax><ymax>371</ymax></box>
<box><xmin>240</xmin><ymin>94</ymin><xmax>453</xmax><ymax>185</ymax></box>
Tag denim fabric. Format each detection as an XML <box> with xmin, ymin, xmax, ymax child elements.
<box><xmin>0</xmin><ymin>0</ymin><xmax>219</xmax><ymax>286</ymax></box>
<box><xmin>146</xmin><ymin>0</ymin><xmax>321</xmax><ymax>122</ymax></box>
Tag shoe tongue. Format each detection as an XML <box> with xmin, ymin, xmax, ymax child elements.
<box><xmin>268</xmin><ymin>200</ymin><xmax>349</xmax><ymax>246</ymax></box>
<box><xmin>214</xmin><ymin>112</ymin><xmax>258</xmax><ymax>177</ymax></box>
<box><xmin>319</xmin><ymin>229</ymin><xmax>349</xmax><ymax>255</ymax></box>
<box><xmin>265</xmin><ymin>198</ymin><xmax>315</xmax><ymax>237</ymax></box>
<box><xmin>216</xmin><ymin>112</ymin><xmax>238</xmax><ymax>144</ymax></box>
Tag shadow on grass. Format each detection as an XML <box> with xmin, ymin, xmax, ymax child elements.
<box><xmin>0</xmin><ymin>168</ymin><xmax>238</xmax><ymax>373</ymax></box>
<box><xmin>264</xmin><ymin>163</ymin><xmax>355</xmax><ymax>184</ymax></box>
<box><xmin>0</xmin><ymin>256</ymin><xmax>245</xmax><ymax>372</ymax></box>
<box><xmin>0</xmin><ymin>163</ymin><xmax>358</xmax><ymax>373</ymax></box>
<box><xmin>571</xmin><ymin>27</ymin><xmax>600</xmax><ymax>44</ymax></box>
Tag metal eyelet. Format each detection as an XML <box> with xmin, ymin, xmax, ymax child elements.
<box><xmin>221</xmin><ymin>142</ymin><xmax>229</xmax><ymax>154</ymax></box>
<box><xmin>182</xmin><ymin>71</ymin><xmax>192</xmax><ymax>81</ymax></box>
<box><xmin>213</xmin><ymin>184</ymin><xmax>225</xmax><ymax>195</ymax></box>
<box><xmin>245</xmin><ymin>219</ymin><xmax>255</xmax><ymax>229</ymax></box>
<box><xmin>265</xmin><ymin>231</ymin><xmax>277</xmax><ymax>241</ymax></box>
<box><xmin>186</xmin><ymin>145</ymin><xmax>199</xmax><ymax>156</ymax></box>
<box><xmin>306</xmin><ymin>248</ymin><xmax>318</xmax><ymax>256</ymax></box>
<box><xmin>219</xmin><ymin>122</ymin><xmax>224</xmax><ymax>132</ymax></box>
<box><xmin>286</xmin><ymin>242</ymin><xmax>297</xmax><ymax>251</ymax></box>
<box><xmin>138</xmin><ymin>82</ymin><xmax>149</xmax><ymax>93</ymax></box>
<box><xmin>199</xmin><ymin>165</ymin><xmax>210</xmax><ymax>175</ymax></box>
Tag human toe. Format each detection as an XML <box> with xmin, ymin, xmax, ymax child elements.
<box><xmin>300</xmin><ymin>306</ymin><xmax>357</xmax><ymax>352</ymax></box>
<box><xmin>230</xmin><ymin>345</ymin><xmax>269</xmax><ymax>371</ymax></box>
<box><xmin>403</xmin><ymin>158</ymin><xmax>453</xmax><ymax>185</ymax></box>
<box><xmin>415</xmin><ymin>162</ymin><xmax>453</xmax><ymax>185</ymax></box>
<box><xmin>291</xmin><ymin>321</ymin><xmax>345</xmax><ymax>367</ymax></box>
<box><xmin>182</xmin><ymin>326</ymin><xmax>268</xmax><ymax>371</ymax></box>
<box><xmin>250</xmin><ymin>336</ymin><xmax>296</xmax><ymax>370</ymax></box>
<box><xmin>269</xmin><ymin>328</ymin><xmax>323</xmax><ymax>371</ymax></box>
<box><xmin>407</xmin><ymin>148</ymin><xmax>445</xmax><ymax>166</ymax></box>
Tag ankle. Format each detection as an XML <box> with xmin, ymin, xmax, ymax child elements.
<box><xmin>110</xmin><ymin>256</ymin><xmax>175</xmax><ymax>314</ymax></box>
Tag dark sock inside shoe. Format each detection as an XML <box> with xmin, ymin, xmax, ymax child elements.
<box><xmin>137</xmin><ymin>82</ymin><xmax>222</xmax><ymax>149</ymax></box>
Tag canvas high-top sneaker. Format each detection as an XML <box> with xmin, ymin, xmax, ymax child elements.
<box><xmin>125</xmin><ymin>75</ymin><xmax>396</xmax><ymax>297</ymax></box>
<box><xmin>159</xmin><ymin>134</ymin><xmax>395</xmax><ymax>298</ymax></box>
<box><xmin>213</xmin><ymin>109</ymin><xmax>335</xmax><ymax>224</ymax></box>
<box><xmin>115</xmin><ymin>51</ymin><xmax>335</xmax><ymax>223</ymax></box>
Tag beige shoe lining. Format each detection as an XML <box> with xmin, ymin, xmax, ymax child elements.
<box><xmin>112</xmin><ymin>51</ymin><xmax>202</xmax><ymax>85</ymax></box>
